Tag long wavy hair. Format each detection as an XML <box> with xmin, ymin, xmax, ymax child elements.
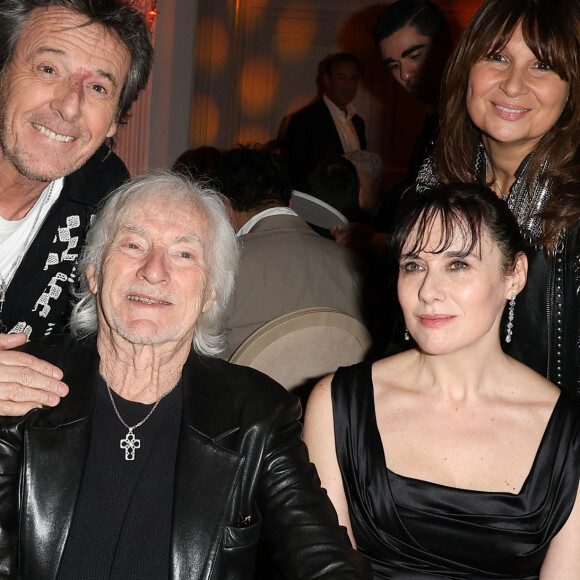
<box><xmin>70</xmin><ymin>171</ymin><xmax>240</xmax><ymax>357</ymax></box>
<box><xmin>435</xmin><ymin>0</ymin><xmax>580</xmax><ymax>252</ymax></box>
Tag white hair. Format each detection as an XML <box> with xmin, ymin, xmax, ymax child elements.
<box><xmin>69</xmin><ymin>171</ymin><xmax>239</xmax><ymax>357</ymax></box>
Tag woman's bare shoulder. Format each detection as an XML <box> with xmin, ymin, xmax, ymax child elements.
<box><xmin>372</xmin><ymin>350</ymin><xmax>421</xmax><ymax>392</ymax></box>
<box><xmin>504</xmin><ymin>355</ymin><xmax>561</xmax><ymax>406</ymax></box>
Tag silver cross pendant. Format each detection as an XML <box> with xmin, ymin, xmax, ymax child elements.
<box><xmin>120</xmin><ymin>428</ymin><xmax>141</xmax><ymax>460</ymax></box>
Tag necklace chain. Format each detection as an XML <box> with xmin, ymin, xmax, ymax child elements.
<box><xmin>0</xmin><ymin>181</ymin><xmax>56</xmax><ymax>332</ymax></box>
<box><xmin>485</xmin><ymin>157</ymin><xmax>507</xmax><ymax>200</ymax></box>
<box><xmin>106</xmin><ymin>384</ymin><xmax>163</xmax><ymax>461</ymax></box>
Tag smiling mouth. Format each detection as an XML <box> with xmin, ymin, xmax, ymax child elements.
<box><xmin>32</xmin><ymin>123</ymin><xmax>75</xmax><ymax>143</ymax></box>
<box><xmin>494</xmin><ymin>104</ymin><xmax>530</xmax><ymax>114</ymax></box>
<box><xmin>127</xmin><ymin>295</ymin><xmax>171</xmax><ymax>305</ymax></box>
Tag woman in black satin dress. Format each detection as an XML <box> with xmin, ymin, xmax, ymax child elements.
<box><xmin>304</xmin><ymin>183</ymin><xmax>580</xmax><ymax>579</ymax></box>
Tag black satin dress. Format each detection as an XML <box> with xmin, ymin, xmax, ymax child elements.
<box><xmin>331</xmin><ymin>362</ymin><xmax>580</xmax><ymax>579</ymax></box>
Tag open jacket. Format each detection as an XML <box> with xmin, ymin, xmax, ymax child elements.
<box><xmin>3</xmin><ymin>146</ymin><xmax>129</xmax><ymax>341</ymax></box>
<box><xmin>283</xmin><ymin>98</ymin><xmax>367</xmax><ymax>186</ymax></box>
<box><xmin>0</xmin><ymin>336</ymin><xmax>370</xmax><ymax>580</ymax></box>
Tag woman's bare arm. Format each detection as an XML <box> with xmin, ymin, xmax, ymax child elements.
<box><xmin>540</xmin><ymin>479</ymin><xmax>580</xmax><ymax>578</ymax></box>
<box><xmin>303</xmin><ymin>374</ymin><xmax>356</xmax><ymax>546</ymax></box>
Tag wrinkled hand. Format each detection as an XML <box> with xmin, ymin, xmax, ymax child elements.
<box><xmin>0</xmin><ymin>333</ymin><xmax>68</xmax><ymax>416</ymax></box>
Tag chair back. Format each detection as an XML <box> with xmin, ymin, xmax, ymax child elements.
<box><xmin>229</xmin><ymin>307</ymin><xmax>372</xmax><ymax>394</ymax></box>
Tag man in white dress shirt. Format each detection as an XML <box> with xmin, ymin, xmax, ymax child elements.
<box><xmin>283</xmin><ymin>53</ymin><xmax>367</xmax><ymax>188</ymax></box>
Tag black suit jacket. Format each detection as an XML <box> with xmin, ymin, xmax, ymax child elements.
<box><xmin>0</xmin><ymin>336</ymin><xmax>371</xmax><ymax>579</ymax></box>
<box><xmin>283</xmin><ymin>98</ymin><xmax>367</xmax><ymax>186</ymax></box>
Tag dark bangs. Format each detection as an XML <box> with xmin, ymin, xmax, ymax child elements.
<box><xmin>392</xmin><ymin>197</ymin><xmax>482</xmax><ymax>262</ymax></box>
<box><xmin>484</xmin><ymin>1</ymin><xmax>574</xmax><ymax>82</ymax></box>
<box><xmin>391</xmin><ymin>184</ymin><xmax>524</xmax><ymax>275</ymax></box>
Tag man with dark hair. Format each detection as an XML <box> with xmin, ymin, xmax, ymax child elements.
<box><xmin>302</xmin><ymin>154</ymin><xmax>361</xmax><ymax>221</ymax></box>
<box><xmin>172</xmin><ymin>146</ymin><xmax>221</xmax><ymax>180</ymax></box>
<box><xmin>283</xmin><ymin>52</ymin><xmax>367</xmax><ymax>187</ymax></box>
<box><xmin>215</xmin><ymin>146</ymin><xmax>373</xmax><ymax>359</ymax></box>
<box><xmin>0</xmin><ymin>0</ymin><xmax>153</xmax><ymax>415</ymax></box>
<box><xmin>372</xmin><ymin>0</ymin><xmax>453</xmax><ymax>211</ymax></box>
<box><xmin>372</xmin><ymin>0</ymin><xmax>451</xmax><ymax>106</ymax></box>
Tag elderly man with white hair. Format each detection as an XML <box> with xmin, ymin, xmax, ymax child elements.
<box><xmin>0</xmin><ymin>172</ymin><xmax>371</xmax><ymax>580</ymax></box>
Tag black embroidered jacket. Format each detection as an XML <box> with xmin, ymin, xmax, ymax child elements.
<box><xmin>3</xmin><ymin>146</ymin><xmax>129</xmax><ymax>341</ymax></box>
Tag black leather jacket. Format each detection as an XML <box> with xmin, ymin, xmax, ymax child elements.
<box><xmin>0</xmin><ymin>336</ymin><xmax>371</xmax><ymax>579</ymax></box>
<box><xmin>509</xmin><ymin>226</ymin><xmax>580</xmax><ymax>396</ymax></box>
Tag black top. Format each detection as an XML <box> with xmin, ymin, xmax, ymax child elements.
<box><xmin>332</xmin><ymin>362</ymin><xmax>580</xmax><ymax>579</ymax></box>
<box><xmin>57</xmin><ymin>377</ymin><xmax>182</xmax><ymax>580</ymax></box>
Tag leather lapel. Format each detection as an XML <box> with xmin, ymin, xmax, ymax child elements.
<box><xmin>22</xmin><ymin>345</ymin><xmax>245</xmax><ymax>580</ymax></box>
<box><xmin>20</xmin><ymin>342</ymin><xmax>99</xmax><ymax>580</ymax></box>
<box><xmin>170</xmin><ymin>354</ymin><xmax>244</xmax><ymax>580</ymax></box>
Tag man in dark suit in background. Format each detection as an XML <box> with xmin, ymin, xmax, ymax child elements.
<box><xmin>283</xmin><ymin>53</ymin><xmax>367</xmax><ymax>188</ymax></box>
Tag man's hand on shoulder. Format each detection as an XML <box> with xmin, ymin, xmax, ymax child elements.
<box><xmin>0</xmin><ymin>333</ymin><xmax>68</xmax><ymax>416</ymax></box>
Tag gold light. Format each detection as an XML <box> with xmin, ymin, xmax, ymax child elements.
<box><xmin>146</xmin><ymin>0</ymin><xmax>159</xmax><ymax>27</ymax></box>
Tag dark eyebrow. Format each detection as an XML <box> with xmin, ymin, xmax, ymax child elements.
<box><xmin>444</xmin><ymin>250</ymin><xmax>473</xmax><ymax>259</ymax></box>
<box><xmin>399</xmin><ymin>251</ymin><xmax>419</xmax><ymax>260</ymax></box>
<box><xmin>401</xmin><ymin>44</ymin><xmax>427</xmax><ymax>58</ymax></box>
<box><xmin>384</xmin><ymin>44</ymin><xmax>428</xmax><ymax>65</ymax></box>
<box><xmin>35</xmin><ymin>47</ymin><xmax>119</xmax><ymax>91</ymax></box>
<box><xmin>400</xmin><ymin>249</ymin><xmax>477</xmax><ymax>261</ymax></box>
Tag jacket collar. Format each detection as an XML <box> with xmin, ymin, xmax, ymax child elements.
<box><xmin>241</xmin><ymin>213</ymin><xmax>312</xmax><ymax>236</ymax></box>
<box><xmin>42</xmin><ymin>342</ymin><xmax>241</xmax><ymax>443</ymax></box>
<box><xmin>64</xmin><ymin>144</ymin><xmax>126</xmax><ymax>207</ymax></box>
<box><xmin>181</xmin><ymin>351</ymin><xmax>241</xmax><ymax>441</ymax></box>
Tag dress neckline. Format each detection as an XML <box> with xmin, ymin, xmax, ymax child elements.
<box><xmin>368</xmin><ymin>366</ymin><xmax>563</xmax><ymax>497</ymax></box>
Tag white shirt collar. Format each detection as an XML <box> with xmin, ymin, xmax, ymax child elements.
<box><xmin>237</xmin><ymin>206</ymin><xmax>298</xmax><ymax>237</ymax></box>
<box><xmin>323</xmin><ymin>94</ymin><xmax>357</xmax><ymax>120</ymax></box>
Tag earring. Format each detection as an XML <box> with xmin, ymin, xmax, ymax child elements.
<box><xmin>404</xmin><ymin>325</ymin><xmax>410</xmax><ymax>341</ymax></box>
<box><xmin>505</xmin><ymin>293</ymin><xmax>516</xmax><ymax>343</ymax></box>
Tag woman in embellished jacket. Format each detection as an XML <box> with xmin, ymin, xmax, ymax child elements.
<box><xmin>417</xmin><ymin>0</ymin><xmax>580</xmax><ymax>395</ymax></box>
